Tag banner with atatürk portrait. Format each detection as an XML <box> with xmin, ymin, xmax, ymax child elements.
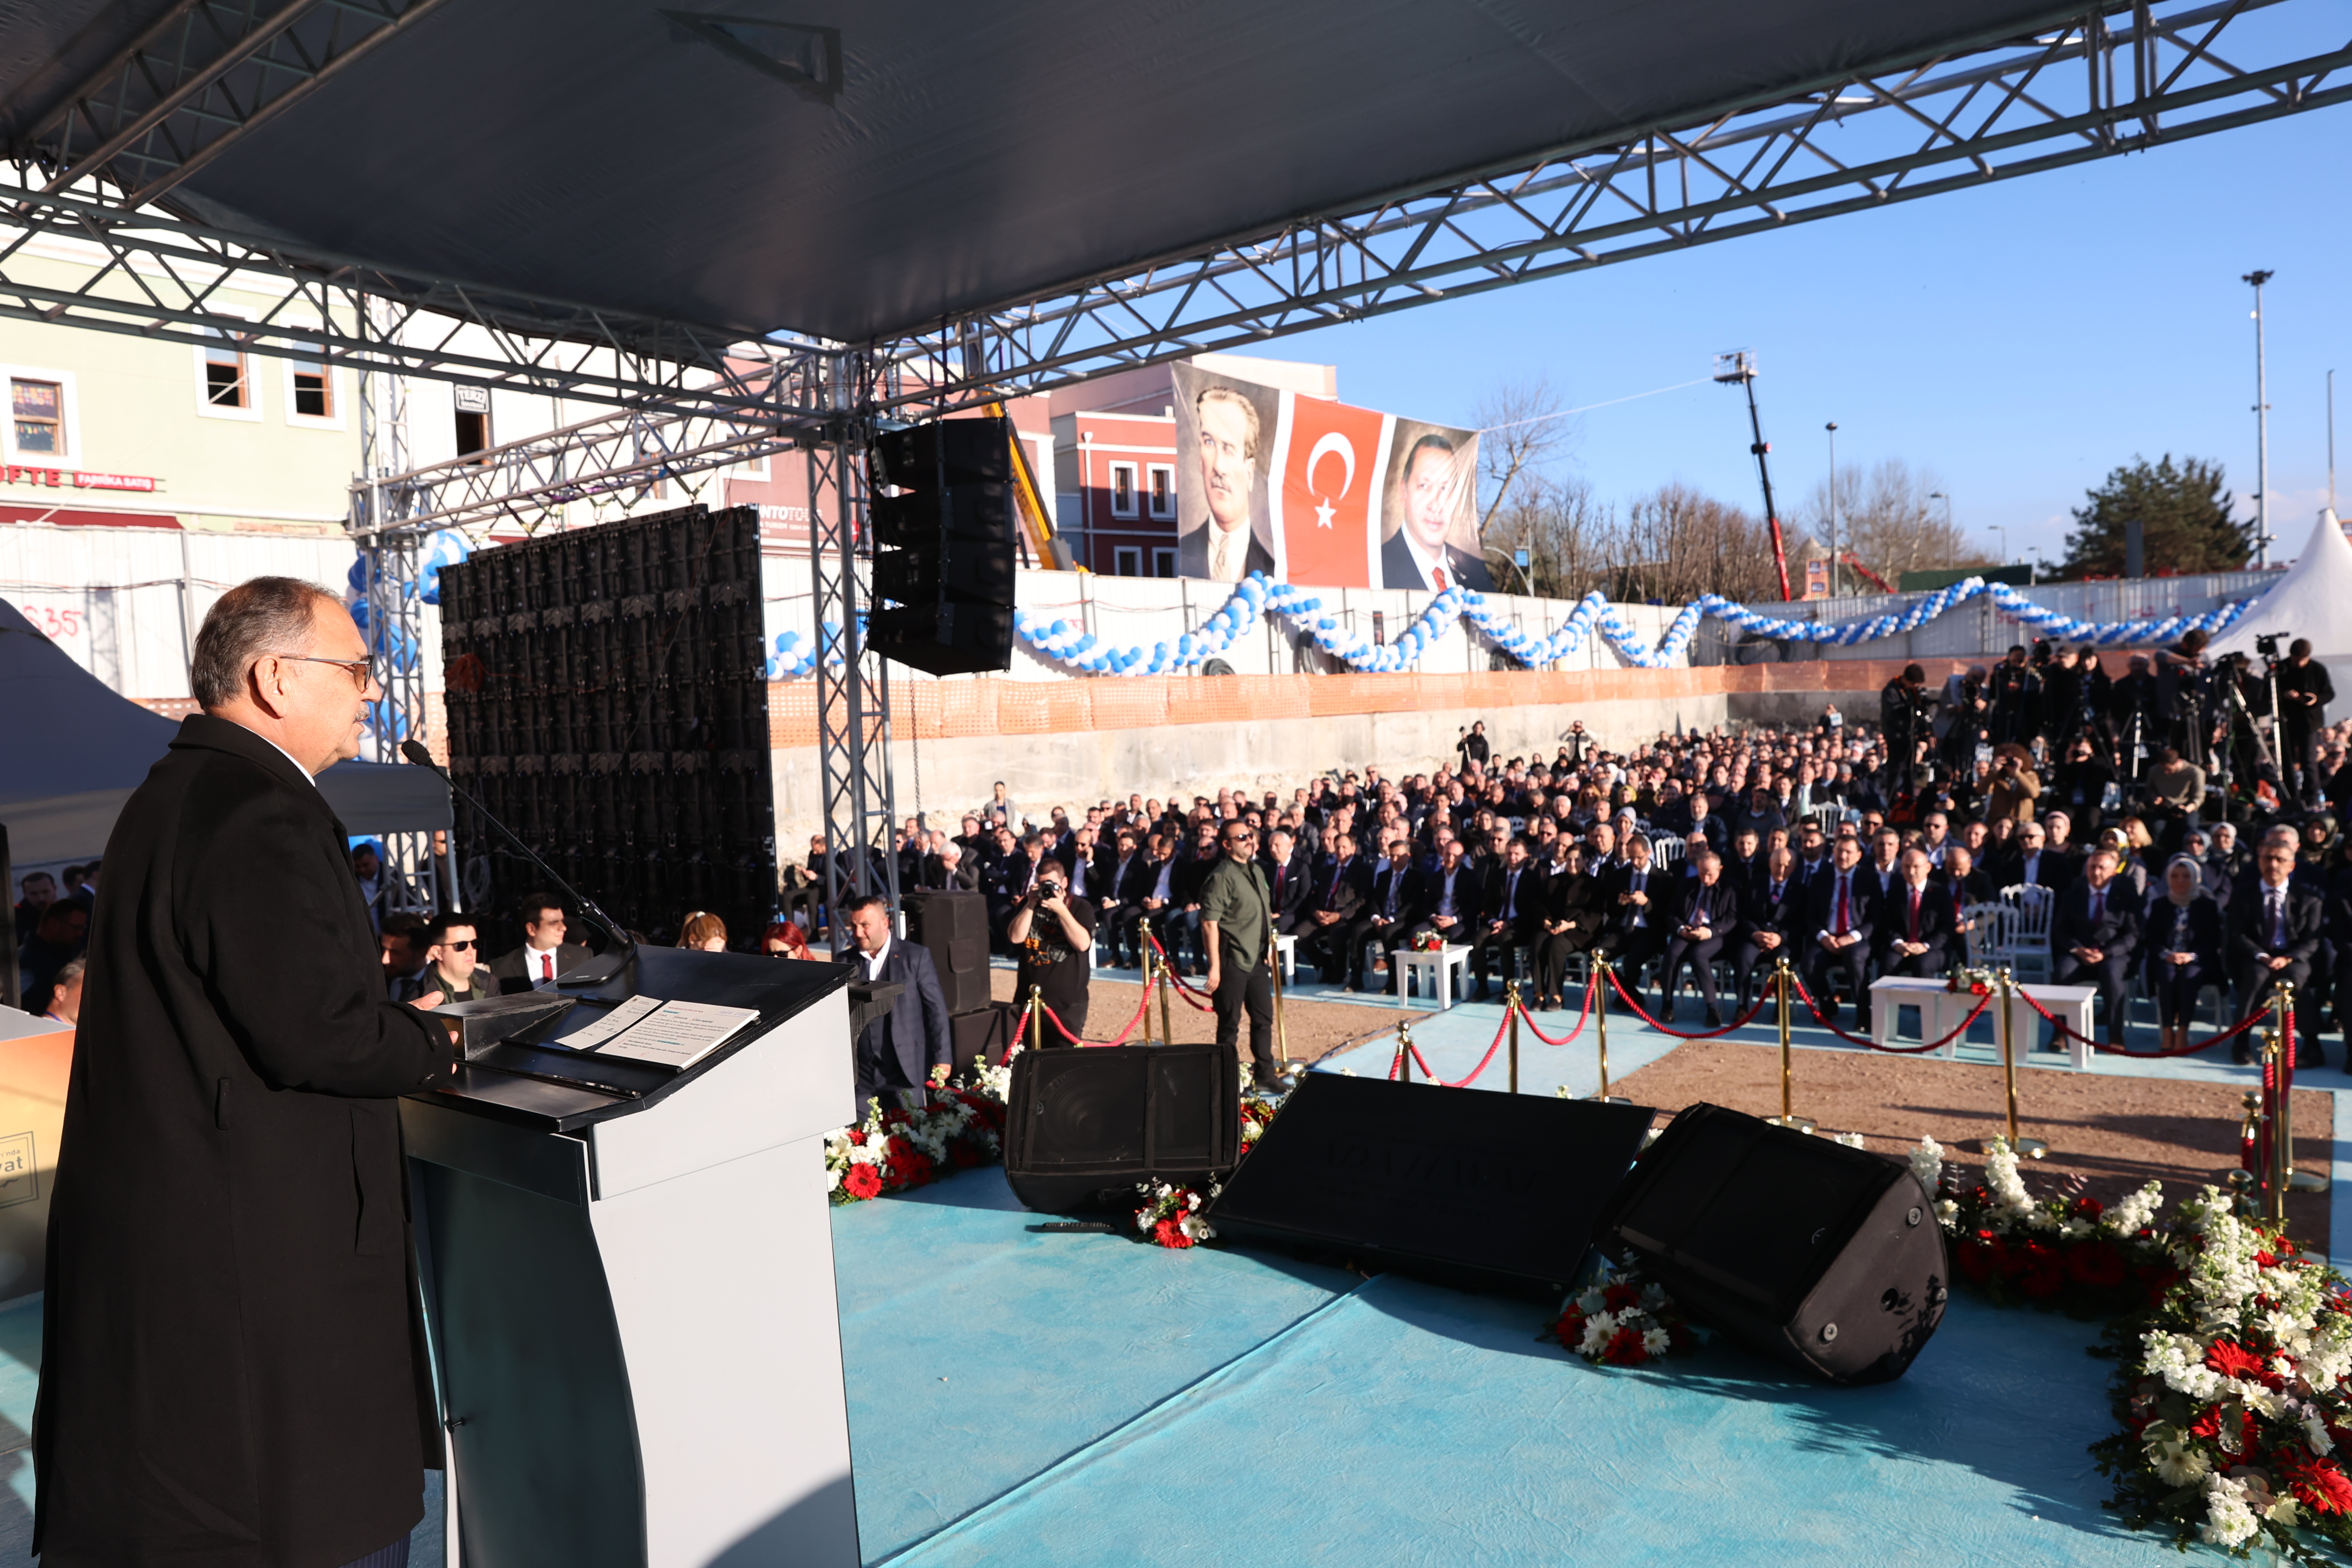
<box><xmin>1169</xmin><ymin>362</ymin><xmax>1486</xmax><ymax>591</ymax></box>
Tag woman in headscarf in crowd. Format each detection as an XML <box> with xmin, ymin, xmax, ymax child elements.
<box><xmin>2143</xmin><ymin>853</ymin><xmax>2221</xmax><ymax>1056</ymax></box>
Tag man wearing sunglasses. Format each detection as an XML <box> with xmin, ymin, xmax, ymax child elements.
<box><xmin>38</xmin><ymin>577</ymin><xmax>457</xmax><ymax>1568</ymax></box>
<box><xmin>1199</xmin><ymin>822</ymin><xmax>1297</xmax><ymax>1093</ymax></box>
<box><xmin>413</xmin><ymin>913</ymin><xmax>495</xmax><ymax>1005</ymax></box>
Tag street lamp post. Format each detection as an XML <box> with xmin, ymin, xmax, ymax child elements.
<box><xmin>1992</xmin><ymin>525</ymin><xmax>2009</xmax><ymax>568</ymax></box>
<box><xmin>1825</xmin><ymin>421</ymin><xmax>1839</xmax><ymax>596</ymax></box>
<box><xmin>2244</xmin><ymin>269</ymin><xmax>2274</xmax><ymax>566</ymax></box>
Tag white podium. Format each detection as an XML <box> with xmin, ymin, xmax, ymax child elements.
<box><xmin>403</xmin><ymin>947</ymin><xmax>858</xmax><ymax>1568</ymax></box>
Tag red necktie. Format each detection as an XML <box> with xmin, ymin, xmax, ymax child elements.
<box><xmin>1907</xmin><ymin>889</ymin><xmax>1920</xmax><ymax>944</ymax></box>
<box><xmin>1835</xmin><ymin>877</ymin><xmax>1849</xmax><ymax>936</ymax></box>
<box><xmin>1432</xmin><ymin>565</ymin><xmax>1447</xmax><ymax>591</ymax></box>
<box><xmin>541</xmin><ymin>951</ymin><xmax>554</xmax><ymax>982</ymax></box>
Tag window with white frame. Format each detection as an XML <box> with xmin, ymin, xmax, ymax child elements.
<box><xmin>288</xmin><ymin>352</ymin><xmax>336</xmax><ymax>420</ymax></box>
<box><xmin>1152</xmin><ymin>547</ymin><xmax>1177</xmax><ymax>578</ymax></box>
<box><xmin>198</xmin><ymin>326</ymin><xmax>257</xmax><ymax>415</ymax></box>
<box><xmin>454</xmin><ymin>384</ymin><xmax>492</xmax><ymax>462</ymax></box>
<box><xmin>1114</xmin><ymin>546</ymin><xmax>1142</xmax><ymax>577</ymax></box>
<box><xmin>1108</xmin><ymin>461</ymin><xmax>1138</xmax><ymax>519</ymax></box>
<box><xmin>11</xmin><ymin>378</ymin><xmax>65</xmax><ymax>456</ymax></box>
<box><xmin>1147</xmin><ymin>464</ymin><xmax>1174</xmax><ymax>520</ymax></box>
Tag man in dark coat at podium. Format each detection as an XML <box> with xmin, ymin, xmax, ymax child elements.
<box><xmin>845</xmin><ymin>892</ymin><xmax>952</xmax><ymax>1120</ymax></box>
<box><xmin>37</xmin><ymin>577</ymin><xmax>457</xmax><ymax>1568</ymax></box>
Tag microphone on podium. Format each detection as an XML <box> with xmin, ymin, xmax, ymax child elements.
<box><xmin>400</xmin><ymin>739</ymin><xmax>638</xmax><ymax>990</ymax></box>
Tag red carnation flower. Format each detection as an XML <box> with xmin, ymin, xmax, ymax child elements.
<box><xmin>2204</xmin><ymin>1340</ymin><xmax>2267</xmax><ymax>1381</ymax></box>
<box><xmin>2188</xmin><ymin>1405</ymin><xmax>2224</xmax><ymax>1440</ymax></box>
<box><xmin>1602</xmin><ymin>1326</ymin><xmax>1648</xmax><ymax>1365</ymax></box>
<box><xmin>2067</xmin><ymin>1241</ymin><xmax>2126</xmax><ymax>1288</ymax></box>
<box><xmin>1602</xmin><ymin>1283</ymin><xmax>1642</xmax><ymax>1311</ymax></box>
<box><xmin>2072</xmin><ymin>1195</ymin><xmax>2104</xmax><ymax>1220</ymax></box>
<box><xmin>843</xmin><ymin>1165</ymin><xmax>882</xmax><ymax>1200</ymax></box>
<box><xmin>1153</xmin><ymin>1216</ymin><xmax>1194</xmax><ymax>1250</ymax></box>
<box><xmin>2278</xmin><ymin>1453</ymin><xmax>2352</xmax><ymax>1515</ymax></box>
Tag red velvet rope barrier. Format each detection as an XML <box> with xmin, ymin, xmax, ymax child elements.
<box><xmin>1143</xmin><ymin>933</ymin><xmax>1219</xmax><ymax>1012</ymax></box>
<box><xmin>1036</xmin><ymin>980</ymin><xmax>1153</xmax><ymax>1049</ymax></box>
<box><xmin>1601</xmin><ymin>967</ymin><xmax>1769</xmax><ymax>1041</ymax></box>
<box><xmin>1516</xmin><ymin>974</ymin><xmax>1596</xmax><ymax>1046</ymax></box>
<box><xmin>1784</xmin><ymin>972</ymin><xmax>1993</xmax><ymax>1054</ymax></box>
<box><xmin>1380</xmin><ymin>1009</ymin><xmax>1514</xmax><ymax>1089</ymax></box>
<box><xmin>2010</xmin><ymin>979</ymin><xmax>2271</xmax><ymax>1058</ymax></box>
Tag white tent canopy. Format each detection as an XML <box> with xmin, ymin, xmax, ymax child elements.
<box><xmin>0</xmin><ymin>600</ymin><xmax>448</xmax><ymax>868</ymax></box>
<box><xmin>2210</xmin><ymin>509</ymin><xmax>2352</xmax><ymax>661</ymax></box>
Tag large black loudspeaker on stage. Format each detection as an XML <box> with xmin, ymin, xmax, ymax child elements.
<box><xmin>1599</xmin><ymin>1103</ymin><xmax>1948</xmax><ymax>1384</ymax></box>
<box><xmin>1204</xmin><ymin>1075</ymin><xmax>1655</xmax><ymax>1291</ymax></box>
<box><xmin>1003</xmin><ymin>1044</ymin><xmax>1240</xmax><ymax>1213</ymax></box>
<box><xmin>866</xmin><ymin>418</ymin><xmax>1017</xmax><ymax>676</ymax></box>
<box><xmin>903</xmin><ymin>889</ymin><xmax>990</xmax><ymax>1016</ymax></box>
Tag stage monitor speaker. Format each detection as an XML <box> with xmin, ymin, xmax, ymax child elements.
<box><xmin>1003</xmin><ymin>1044</ymin><xmax>1240</xmax><ymax>1214</ymax></box>
<box><xmin>866</xmin><ymin>417</ymin><xmax>1016</xmax><ymax>677</ymax></box>
<box><xmin>1203</xmin><ymin>1074</ymin><xmax>1654</xmax><ymax>1292</ymax></box>
<box><xmin>949</xmin><ymin>1003</ymin><xmax>1017</xmax><ymax>1077</ymax></box>
<box><xmin>904</xmin><ymin>890</ymin><xmax>991</xmax><ymax>1014</ymax></box>
<box><xmin>1599</xmin><ymin>1102</ymin><xmax>1947</xmax><ymax>1384</ymax></box>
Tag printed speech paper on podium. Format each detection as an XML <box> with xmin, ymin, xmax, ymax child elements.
<box><xmin>594</xmin><ymin>998</ymin><xmax>762</xmax><ymax>1069</ymax></box>
<box><xmin>551</xmin><ymin>992</ymin><xmax>663</xmax><ymax>1051</ymax></box>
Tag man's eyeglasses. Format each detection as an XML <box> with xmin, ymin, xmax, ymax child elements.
<box><xmin>269</xmin><ymin>652</ymin><xmax>375</xmax><ymax>691</ymax></box>
<box><xmin>439</xmin><ymin>939</ymin><xmax>477</xmax><ymax>951</ymax></box>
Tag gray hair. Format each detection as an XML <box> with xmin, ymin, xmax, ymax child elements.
<box><xmin>191</xmin><ymin>576</ymin><xmax>342</xmax><ymax>708</ymax></box>
<box><xmin>53</xmin><ymin>957</ymin><xmax>86</xmax><ymax>988</ymax></box>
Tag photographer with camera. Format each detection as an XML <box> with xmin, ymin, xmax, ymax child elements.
<box><xmin>2276</xmin><ymin>636</ymin><xmax>2334</xmax><ymax>807</ymax></box>
<box><xmin>1006</xmin><ymin>855</ymin><xmax>1100</xmax><ymax>1042</ymax></box>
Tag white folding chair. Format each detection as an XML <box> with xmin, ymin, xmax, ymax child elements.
<box><xmin>1997</xmin><ymin>884</ymin><xmax>2055</xmax><ymax>983</ymax></box>
<box><xmin>1961</xmin><ymin>901</ymin><xmax>2012</xmax><ymax>968</ymax></box>
<box><xmin>1650</xmin><ymin>835</ymin><xmax>1685</xmax><ymax>867</ymax></box>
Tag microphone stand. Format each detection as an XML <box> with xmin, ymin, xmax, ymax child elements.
<box><xmin>399</xmin><ymin>740</ymin><xmax>638</xmax><ymax>992</ymax></box>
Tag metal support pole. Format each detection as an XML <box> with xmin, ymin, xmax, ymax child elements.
<box><xmin>1593</xmin><ymin>958</ymin><xmax>1623</xmax><ymax>1103</ymax></box>
<box><xmin>1027</xmin><ymin>983</ymin><xmax>1044</xmax><ymax>1055</ymax></box>
<box><xmin>1139</xmin><ymin>949</ymin><xmax>1156</xmax><ymax>1049</ymax></box>
<box><xmin>1506</xmin><ymin>979</ymin><xmax>1521</xmax><ymax>1095</ymax></box>
<box><xmin>1998</xmin><ymin>968</ymin><xmax>2049</xmax><ymax>1158</ymax></box>
<box><xmin>1157</xmin><ymin>944</ymin><xmax>1175</xmax><ymax>1045</ymax></box>
<box><xmin>1397</xmin><ymin>1021</ymin><xmax>1414</xmax><ymax>1084</ymax></box>
<box><xmin>2246</xmin><ymin>269</ymin><xmax>2275</xmax><ymax>566</ymax></box>
<box><xmin>1270</xmin><ymin>944</ymin><xmax>1290</xmax><ymax>1073</ymax></box>
<box><xmin>2274</xmin><ymin>981</ymin><xmax>2328</xmax><ymax>1199</ymax></box>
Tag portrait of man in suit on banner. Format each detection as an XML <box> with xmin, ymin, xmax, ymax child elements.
<box><xmin>1174</xmin><ymin>370</ymin><xmax>1278</xmax><ymax>584</ymax></box>
<box><xmin>1379</xmin><ymin>424</ymin><xmax>1494</xmax><ymax>593</ymax></box>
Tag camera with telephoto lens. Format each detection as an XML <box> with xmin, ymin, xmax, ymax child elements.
<box><xmin>2254</xmin><ymin>633</ymin><xmax>2282</xmax><ymax>659</ymax></box>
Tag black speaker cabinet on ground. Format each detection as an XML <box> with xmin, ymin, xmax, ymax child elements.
<box><xmin>1203</xmin><ymin>1074</ymin><xmax>1655</xmax><ymax>1292</ymax></box>
<box><xmin>949</xmin><ymin>1003</ymin><xmax>1016</xmax><ymax>1078</ymax></box>
<box><xmin>1003</xmin><ymin>1044</ymin><xmax>1240</xmax><ymax>1214</ymax></box>
<box><xmin>1599</xmin><ymin>1102</ymin><xmax>1948</xmax><ymax>1384</ymax></box>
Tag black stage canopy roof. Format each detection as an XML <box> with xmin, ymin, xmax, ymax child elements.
<box><xmin>4</xmin><ymin>1</ymin><xmax>2093</xmax><ymax>346</ymax></box>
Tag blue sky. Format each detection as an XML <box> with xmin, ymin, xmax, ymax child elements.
<box><xmin>1249</xmin><ymin>90</ymin><xmax>2352</xmax><ymax>572</ymax></box>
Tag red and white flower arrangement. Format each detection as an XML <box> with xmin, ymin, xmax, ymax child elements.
<box><xmin>824</xmin><ymin>1054</ymin><xmax>1013</xmax><ymax>1205</ymax></box>
<box><xmin>1549</xmin><ymin>1262</ymin><xmax>1696</xmax><ymax>1367</ymax></box>
<box><xmin>1134</xmin><ymin>1179</ymin><xmax>1219</xmax><ymax>1249</ymax></box>
<box><xmin>1933</xmin><ymin>1135</ymin><xmax>2175</xmax><ymax>1313</ymax></box>
<box><xmin>2094</xmin><ymin>1187</ymin><xmax>2352</xmax><ymax>1560</ymax></box>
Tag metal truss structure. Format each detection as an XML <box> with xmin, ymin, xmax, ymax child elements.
<box><xmin>3</xmin><ymin>0</ymin><xmax>2347</xmax><ymax>923</ymax></box>
<box><xmin>881</xmin><ymin>0</ymin><xmax>2352</xmax><ymax>408</ymax></box>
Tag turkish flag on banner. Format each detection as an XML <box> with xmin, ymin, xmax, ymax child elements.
<box><xmin>1276</xmin><ymin>397</ymin><xmax>1389</xmax><ymax>588</ymax></box>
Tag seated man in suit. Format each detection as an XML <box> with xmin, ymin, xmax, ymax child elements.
<box><xmin>1995</xmin><ymin>820</ymin><xmax>2071</xmax><ymax>897</ymax></box>
<box><xmin>2228</xmin><ymin>837</ymin><xmax>2326</xmax><ymax>1067</ymax></box>
<box><xmin>1657</xmin><ymin>848</ymin><xmax>1735</xmax><ymax>1026</ymax></box>
<box><xmin>1297</xmin><ymin>832</ymin><xmax>1373</xmax><ymax>986</ymax></box>
<box><xmin>1262</xmin><ymin>825</ymin><xmax>1312</xmax><ymax>938</ymax></box>
<box><xmin>2052</xmin><ymin>845</ymin><xmax>2141</xmax><ymax>1048</ymax></box>
<box><xmin>1878</xmin><ymin>848</ymin><xmax>1956</xmax><ymax>981</ymax></box>
<box><xmin>1593</xmin><ymin>831</ymin><xmax>1668</xmax><ymax>987</ymax></box>
<box><xmin>1471</xmin><ymin>834</ymin><xmax>1542</xmax><ymax>1003</ymax></box>
<box><xmin>1802</xmin><ymin>834</ymin><xmax>1879</xmax><ymax>1029</ymax></box>
<box><xmin>488</xmin><ymin>891</ymin><xmax>592</xmax><ymax>992</ymax></box>
<box><xmin>1404</xmin><ymin>838</ymin><xmax>1482</xmax><ymax>957</ymax></box>
<box><xmin>1733</xmin><ymin>845</ymin><xmax>1804</xmax><ymax>1014</ymax></box>
<box><xmin>1345</xmin><ymin>838</ymin><xmax>1425</xmax><ymax>992</ymax></box>
<box><xmin>844</xmin><ymin>892</ymin><xmax>951</xmax><ymax>1122</ymax></box>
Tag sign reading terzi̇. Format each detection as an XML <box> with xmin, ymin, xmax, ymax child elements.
<box><xmin>1168</xmin><ymin>362</ymin><xmax>1488</xmax><ymax>592</ymax></box>
<box><xmin>3</xmin><ymin>467</ymin><xmax>157</xmax><ymax>491</ymax></box>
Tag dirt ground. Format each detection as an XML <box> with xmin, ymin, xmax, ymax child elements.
<box><xmin>989</xmin><ymin>967</ymin><xmax>1423</xmax><ymax>1065</ymax></box>
<box><xmin>1613</xmin><ymin>1038</ymin><xmax>2333</xmax><ymax>1250</ymax></box>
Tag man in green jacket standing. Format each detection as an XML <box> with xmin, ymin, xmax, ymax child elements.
<box><xmin>1200</xmin><ymin>820</ymin><xmax>1297</xmax><ymax>1093</ymax></box>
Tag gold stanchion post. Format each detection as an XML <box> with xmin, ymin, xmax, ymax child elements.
<box><xmin>1138</xmin><ymin>949</ymin><xmax>1156</xmax><ymax>1048</ymax></box>
<box><xmin>1997</xmin><ymin>968</ymin><xmax>2048</xmax><ymax>1158</ymax></box>
<box><xmin>1157</xmin><ymin>944</ymin><xmax>1176</xmax><ymax>1044</ymax></box>
<box><xmin>1592</xmin><ymin>958</ymin><xmax>1627</xmax><ymax>1103</ymax></box>
<box><xmin>1270</xmin><ymin>946</ymin><xmax>1291</xmax><ymax>1075</ymax></box>
<box><xmin>1027</xmin><ymin>984</ymin><xmax>1044</xmax><ymax>1055</ymax></box>
<box><xmin>1397</xmin><ymin>1021</ymin><xmax>1415</xmax><ymax>1084</ymax></box>
<box><xmin>1766</xmin><ymin>956</ymin><xmax>1814</xmax><ymax>1131</ymax></box>
<box><xmin>2274</xmin><ymin>982</ymin><xmax>2328</xmax><ymax>1197</ymax></box>
<box><xmin>1506</xmin><ymin>979</ymin><xmax>1521</xmax><ymax>1096</ymax></box>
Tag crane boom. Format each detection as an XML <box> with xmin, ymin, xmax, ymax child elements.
<box><xmin>1713</xmin><ymin>352</ymin><xmax>1793</xmax><ymax>601</ymax></box>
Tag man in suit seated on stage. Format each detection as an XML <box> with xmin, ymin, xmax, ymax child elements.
<box><xmin>1298</xmin><ymin>832</ymin><xmax>1373</xmax><ymax>987</ymax></box>
<box><xmin>1657</xmin><ymin>847</ymin><xmax>1735</xmax><ymax>1027</ymax></box>
<box><xmin>2228</xmin><ymin>836</ymin><xmax>2326</xmax><ymax>1067</ymax></box>
<box><xmin>1379</xmin><ymin>432</ymin><xmax>1495</xmax><ymax>593</ymax></box>
<box><xmin>1262</xmin><ymin>824</ymin><xmax>1312</xmax><ymax>937</ymax></box>
<box><xmin>1879</xmin><ymin>848</ymin><xmax>1956</xmax><ymax>981</ymax></box>
<box><xmin>844</xmin><ymin>893</ymin><xmax>951</xmax><ymax>1122</ymax></box>
<box><xmin>1994</xmin><ymin>818</ymin><xmax>2071</xmax><ymax>896</ymax></box>
<box><xmin>488</xmin><ymin>892</ymin><xmax>592</xmax><ymax>993</ymax></box>
<box><xmin>1471</xmin><ymin>834</ymin><xmax>1542</xmax><ymax>1003</ymax></box>
<box><xmin>2054</xmin><ymin>844</ymin><xmax>2140</xmax><ymax>1048</ymax></box>
<box><xmin>1593</xmin><ymin>831</ymin><xmax>1667</xmax><ymax>988</ymax></box>
<box><xmin>1733</xmin><ymin>845</ymin><xmax>1804</xmax><ymax>1014</ymax></box>
<box><xmin>1803</xmin><ymin>834</ymin><xmax>1879</xmax><ymax>1030</ymax></box>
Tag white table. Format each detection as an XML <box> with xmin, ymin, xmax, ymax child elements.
<box><xmin>1395</xmin><ymin>943</ymin><xmax>1473</xmax><ymax>1009</ymax></box>
<box><xmin>1868</xmin><ymin>977</ymin><xmax>2095</xmax><ymax>1070</ymax></box>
